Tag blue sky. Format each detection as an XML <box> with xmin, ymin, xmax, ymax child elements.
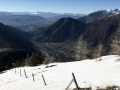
<box><xmin>0</xmin><ymin>0</ymin><xmax>120</xmax><ymax>14</ymax></box>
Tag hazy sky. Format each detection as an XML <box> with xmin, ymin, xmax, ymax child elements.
<box><xmin>0</xmin><ymin>0</ymin><xmax>120</xmax><ymax>14</ymax></box>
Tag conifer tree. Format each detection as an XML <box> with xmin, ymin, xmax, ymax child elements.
<box><xmin>6</xmin><ymin>62</ymin><xmax>13</xmax><ymax>70</ymax></box>
<box><xmin>15</xmin><ymin>59</ymin><xmax>21</xmax><ymax>67</ymax></box>
<box><xmin>29</xmin><ymin>52</ymin><xmax>43</xmax><ymax>66</ymax></box>
<box><xmin>21</xmin><ymin>58</ymin><xmax>25</xmax><ymax>66</ymax></box>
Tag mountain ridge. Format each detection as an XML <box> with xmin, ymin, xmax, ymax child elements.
<box><xmin>78</xmin><ymin>9</ymin><xmax>120</xmax><ymax>23</ymax></box>
<box><xmin>0</xmin><ymin>22</ymin><xmax>35</xmax><ymax>51</ymax></box>
<box><xmin>33</xmin><ymin>17</ymin><xmax>86</xmax><ymax>42</ymax></box>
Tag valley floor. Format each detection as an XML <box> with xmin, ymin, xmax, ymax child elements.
<box><xmin>0</xmin><ymin>55</ymin><xmax>120</xmax><ymax>90</ymax></box>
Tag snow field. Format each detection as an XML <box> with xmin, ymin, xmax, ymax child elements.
<box><xmin>0</xmin><ymin>55</ymin><xmax>120</xmax><ymax>90</ymax></box>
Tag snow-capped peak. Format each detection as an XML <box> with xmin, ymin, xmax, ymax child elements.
<box><xmin>99</xmin><ymin>9</ymin><xmax>120</xmax><ymax>14</ymax></box>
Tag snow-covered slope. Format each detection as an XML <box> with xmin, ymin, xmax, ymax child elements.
<box><xmin>0</xmin><ymin>55</ymin><xmax>120</xmax><ymax>90</ymax></box>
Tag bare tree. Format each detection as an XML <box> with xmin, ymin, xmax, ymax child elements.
<box><xmin>110</xmin><ymin>39</ymin><xmax>120</xmax><ymax>55</ymax></box>
<box><xmin>43</xmin><ymin>51</ymin><xmax>54</xmax><ymax>64</ymax></box>
<box><xmin>75</xmin><ymin>36</ymin><xmax>88</xmax><ymax>60</ymax></box>
<box><xmin>93</xmin><ymin>43</ymin><xmax>104</xmax><ymax>61</ymax></box>
<box><xmin>110</xmin><ymin>29</ymin><xmax>120</xmax><ymax>55</ymax></box>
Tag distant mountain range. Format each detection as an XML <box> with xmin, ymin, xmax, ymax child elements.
<box><xmin>0</xmin><ymin>11</ymin><xmax>85</xmax><ymax>18</ymax></box>
<box><xmin>0</xmin><ymin>9</ymin><xmax>120</xmax><ymax>32</ymax></box>
<box><xmin>0</xmin><ymin>14</ymin><xmax>45</xmax><ymax>26</ymax></box>
<box><xmin>0</xmin><ymin>11</ymin><xmax>85</xmax><ymax>32</ymax></box>
<box><xmin>0</xmin><ymin>14</ymin><xmax>46</xmax><ymax>32</ymax></box>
